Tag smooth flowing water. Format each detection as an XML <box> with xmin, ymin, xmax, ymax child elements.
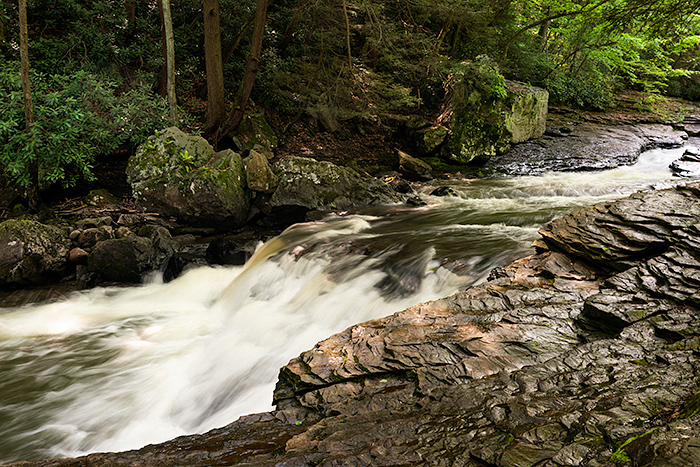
<box><xmin>0</xmin><ymin>146</ymin><xmax>691</xmax><ymax>463</ymax></box>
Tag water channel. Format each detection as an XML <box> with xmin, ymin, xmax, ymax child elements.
<box><xmin>0</xmin><ymin>145</ymin><xmax>692</xmax><ymax>463</ymax></box>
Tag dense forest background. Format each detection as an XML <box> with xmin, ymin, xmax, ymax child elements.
<box><xmin>3</xmin><ymin>0</ymin><xmax>700</xmax><ymax>196</ymax></box>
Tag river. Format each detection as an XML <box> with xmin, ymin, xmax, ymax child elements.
<box><xmin>0</xmin><ymin>145</ymin><xmax>691</xmax><ymax>463</ymax></box>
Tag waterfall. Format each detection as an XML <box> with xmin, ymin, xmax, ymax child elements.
<box><xmin>0</xmin><ymin>145</ymin><xmax>690</xmax><ymax>463</ymax></box>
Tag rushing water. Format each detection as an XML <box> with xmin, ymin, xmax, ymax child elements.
<box><xmin>0</xmin><ymin>145</ymin><xmax>692</xmax><ymax>463</ymax></box>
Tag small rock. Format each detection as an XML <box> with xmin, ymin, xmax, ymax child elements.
<box><xmin>430</xmin><ymin>186</ymin><xmax>458</xmax><ymax>197</ymax></box>
<box><xmin>68</xmin><ymin>247</ymin><xmax>89</xmax><ymax>265</ymax></box>
<box><xmin>78</xmin><ymin>226</ymin><xmax>114</xmax><ymax>248</ymax></box>
<box><xmin>206</xmin><ymin>238</ymin><xmax>248</xmax><ymax>265</ymax></box>
<box><xmin>398</xmin><ymin>150</ymin><xmax>433</xmax><ymax>181</ymax></box>
<box><xmin>76</xmin><ymin>216</ymin><xmax>112</xmax><ymax>230</ymax></box>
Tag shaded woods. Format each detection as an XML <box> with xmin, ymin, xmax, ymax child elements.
<box><xmin>3</xmin><ymin>0</ymin><xmax>700</xmax><ymax>205</ymax></box>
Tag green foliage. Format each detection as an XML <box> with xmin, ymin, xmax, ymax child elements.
<box><xmin>545</xmin><ymin>66</ymin><xmax>617</xmax><ymax>110</ymax></box>
<box><xmin>0</xmin><ymin>64</ymin><xmax>169</xmax><ymax>189</ymax></box>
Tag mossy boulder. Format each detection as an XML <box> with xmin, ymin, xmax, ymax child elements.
<box><xmin>265</xmin><ymin>156</ymin><xmax>401</xmax><ymax>222</ymax></box>
<box><xmin>127</xmin><ymin>127</ymin><xmax>249</xmax><ymax>227</ymax></box>
<box><xmin>439</xmin><ymin>58</ymin><xmax>548</xmax><ymax>164</ymax></box>
<box><xmin>0</xmin><ymin>219</ymin><xmax>71</xmax><ymax>286</ymax></box>
<box><xmin>235</xmin><ymin>112</ymin><xmax>279</xmax><ymax>151</ymax></box>
<box><xmin>244</xmin><ymin>150</ymin><xmax>279</xmax><ymax>193</ymax></box>
<box><xmin>503</xmin><ymin>80</ymin><xmax>549</xmax><ymax>144</ymax></box>
<box><xmin>398</xmin><ymin>150</ymin><xmax>433</xmax><ymax>180</ymax></box>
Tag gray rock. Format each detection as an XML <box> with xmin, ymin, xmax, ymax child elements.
<box><xmin>489</xmin><ymin>123</ymin><xmax>687</xmax><ymax>175</ymax></box>
<box><xmin>670</xmin><ymin>147</ymin><xmax>700</xmax><ymax>177</ymax></box>
<box><xmin>127</xmin><ymin>127</ymin><xmax>249</xmax><ymax>227</ymax></box>
<box><xmin>397</xmin><ymin>149</ymin><xmax>432</xmax><ymax>180</ymax></box>
<box><xmin>0</xmin><ymin>219</ymin><xmax>70</xmax><ymax>286</ymax></box>
<box><xmin>266</xmin><ymin>156</ymin><xmax>401</xmax><ymax>219</ymax></box>
<box><xmin>87</xmin><ymin>236</ymin><xmax>155</xmax><ymax>283</ymax></box>
<box><xmin>244</xmin><ymin>149</ymin><xmax>278</xmax><ymax>193</ymax></box>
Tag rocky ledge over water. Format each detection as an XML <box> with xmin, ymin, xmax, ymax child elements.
<box><xmin>13</xmin><ymin>182</ymin><xmax>700</xmax><ymax>466</ymax></box>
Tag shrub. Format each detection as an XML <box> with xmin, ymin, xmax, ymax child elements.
<box><xmin>0</xmin><ymin>64</ymin><xmax>169</xmax><ymax>189</ymax></box>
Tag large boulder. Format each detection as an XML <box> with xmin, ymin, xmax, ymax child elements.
<box><xmin>127</xmin><ymin>127</ymin><xmax>249</xmax><ymax>227</ymax></box>
<box><xmin>439</xmin><ymin>58</ymin><xmax>548</xmax><ymax>164</ymax></box>
<box><xmin>0</xmin><ymin>219</ymin><xmax>71</xmax><ymax>286</ymax></box>
<box><xmin>87</xmin><ymin>236</ymin><xmax>155</xmax><ymax>283</ymax></box>
<box><xmin>264</xmin><ymin>156</ymin><xmax>401</xmax><ymax>221</ymax></box>
<box><xmin>503</xmin><ymin>80</ymin><xmax>548</xmax><ymax>144</ymax></box>
<box><xmin>397</xmin><ymin>149</ymin><xmax>432</xmax><ymax>180</ymax></box>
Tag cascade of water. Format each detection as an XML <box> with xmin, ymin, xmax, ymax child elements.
<box><xmin>0</xmin><ymin>145</ymin><xmax>693</xmax><ymax>463</ymax></box>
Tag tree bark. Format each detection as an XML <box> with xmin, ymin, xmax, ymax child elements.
<box><xmin>203</xmin><ymin>0</ymin><xmax>225</xmax><ymax>136</ymax></box>
<box><xmin>161</xmin><ymin>0</ymin><xmax>177</xmax><ymax>125</ymax></box>
<box><xmin>18</xmin><ymin>0</ymin><xmax>39</xmax><ymax>209</ymax></box>
<box><xmin>126</xmin><ymin>0</ymin><xmax>137</xmax><ymax>27</ymax></box>
<box><xmin>19</xmin><ymin>0</ymin><xmax>33</xmax><ymax>129</ymax></box>
<box><xmin>219</xmin><ymin>0</ymin><xmax>269</xmax><ymax>138</ymax></box>
<box><xmin>342</xmin><ymin>0</ymin><xmax>352</xmax><ymax>70</ymax></box>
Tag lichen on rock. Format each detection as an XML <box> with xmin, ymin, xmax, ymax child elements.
<box><xmin>127</xmin><ymin>127</ymin><xmax>249</xmax><ymax>227</ymax></box>
<box><xmin>0</xmin><ymin>219</ymin><xmax>70</xmax><ymax>286</ymax></box>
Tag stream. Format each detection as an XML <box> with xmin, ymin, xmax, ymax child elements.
<box><xmin>0</xmin><ymin>145</ymin><xmax>692</xmax><ymax>464</ymax></box>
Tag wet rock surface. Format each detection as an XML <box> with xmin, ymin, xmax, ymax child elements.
<box><xmin>488</xmin><ymin>122</ymin><xmax>687</xmax><ymax>175</ymax></box>
<box><xmin>12</xmin><ymin>182</ymin><xmax>700</xmax><ymax>466</ymax></box>
<box><xmin>670</xmin><ymin>147</ymin><xmax>700</xmax><ymax>177</ymax></box>
<box><xmin>263</xmin><ymin>156</ymin><xmax>402</xmax><ymax>224</ymax></box>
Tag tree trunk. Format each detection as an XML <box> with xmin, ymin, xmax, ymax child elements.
<box><xmin>342</xmin><ymin>0</ymin><xmax>352</xmax><ymax>70</ymax></box>
<box><xmin>19</xmin><ymin>0</ymin><xmax>33</xmax><ymax>129</ymax></box>
<box><xmin>126</xmin><ymin>0</ymin><xmax>137</xmax><ymax>27</ymax></box>
<box><xmin>203</xmin><ymin>0</ymin><xmax>225</xmax><ymax>136</ymax></box>
<box><xmin>161</xmin><ymin>0</ymin><xmax>177</xmax><ymax>126</ymax></box>
<box><xmin>219</xmin><ymin>0</ymin><xmax>269</xmax><ymax>138</ymax></box>
<box><xmin>157</xmin><ymin>0</ymin><xmax>167</xmax><ymax>96</ymax></box>
<box><xmin>18</xmin><ymin>0</ymin><xmax>39</xmax><ymax>210</ymax></box>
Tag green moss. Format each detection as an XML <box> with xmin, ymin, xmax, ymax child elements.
<box><xmin>609</xmin><ymin>428</ymin><xmax>658</xmax><ymax>464</ymax></box>
<box><xmin>678</xmin><ymin>390</ymin><xmax>700</xmax><ymax>419</ymax></box>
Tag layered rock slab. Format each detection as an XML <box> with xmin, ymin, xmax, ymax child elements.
<box><xmin>488</xmin><ymin>123</ymin><xmax>687</xmax><ymax>175</ymax></box>
<box><xmin>12</xmin><ymin>182</ymin><xmax>700</xmax><ymax>467</ymax></box>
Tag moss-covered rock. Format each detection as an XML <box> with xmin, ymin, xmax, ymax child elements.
<box><xmin>439</xmin><ymin>58</ymin><xmax>548</xmax><ymax>164</ymax></box>
<box><xmin>0</xmin><ymin>219</ymin><xmax>71</xmax><ymax>286</ymax></box>
<box><xmin>244</xmin><ymin>150</ymin><xmax>279</xmax><ymax>193</ymax></box>
<box><xmin>235</xmin><ymin>112</ymin><xmax>279</xmax><ymax>151</ymax></box>
<box><xmin>397</xmin><ymin>150</ymin><xmax>432</xmax><ymax>180</ymax></box>
<box><xmin>504</xmin><ymin>80</ymin><xmax>549</xmax><ymax>144</ymax></box>
<box><xmin>127</xmin><ymin>127</ymin><xmax>249</xmax><ymax>227</ymax></box>
<box><xmin>265</xmin><ymin>156</ymin><xmax>401</xmax><ymax>222</ymax></box>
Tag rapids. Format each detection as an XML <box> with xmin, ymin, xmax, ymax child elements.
<box><xmin>0</xmin><ymin>145</ymin><xmax>692</xmax><ymax>463</ymax></box>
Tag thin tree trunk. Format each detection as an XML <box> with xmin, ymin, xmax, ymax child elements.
<box><xmin>203</xmin><ymin>0</ymin><xmax>225</xmax><ymax>136</ymax></box>
<box><xmin>18</xmin><ymin>0</ymin><xmax>39</xmax><ymax>209</ymax></box>
<box><xmin>220</xmin><ymin>0</ymin><xmax>269</xmax><ymax>137</ymax></box>
<box><xmin>19</xmin><ymin>0</ymin><xmax>33</xmax><ymax>129</ymax></box>
<box><xmin>161</xmin><ymin>0</ymin><xmax>177</xmax><ymax>125</ymax></box>
<box><xmin>126</xmin><ymin>0</ymin><xmax>137</xmax><ymax>27</ymax></box>
<box><xmin>342</xmin><ymin>0</ymin><xmax>352</xmax><ymax>70</ymax></box>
